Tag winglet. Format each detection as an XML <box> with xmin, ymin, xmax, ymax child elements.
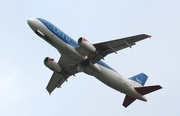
<box><xmin>148</xmin><ymin>35</ymin><xmax>152</xmax><ymax>38</ymax></box>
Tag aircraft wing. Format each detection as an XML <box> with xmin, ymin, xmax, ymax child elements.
<box><xmin>46</xmin><ymin>57</ymin><xmax>78</xmax><ymax>94</ymax></box>
<box><xmin>89</xmin><ymin>34</ymin><xmax>150</xmax><ymax>63</ymax></box>
<box><xmin>46</xmin><ymin>72</ymin><xmax>70</xmax><ymax>94</ymax></box>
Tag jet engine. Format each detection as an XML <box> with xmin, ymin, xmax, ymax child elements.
<box><xmin>78</xmin><ymin>37</ymin><xmax>96</xmax><ymax>53</ymax></box>
<box><xmin>44</xmin><ymin>57</ymin><xmax>62</xmax><ymax>73</ymax></box>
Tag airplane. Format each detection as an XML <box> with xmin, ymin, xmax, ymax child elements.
<box><xmin>27</xmin><ymin>18</ymin><xmax>162</xmax><ymax>108</ymax></box>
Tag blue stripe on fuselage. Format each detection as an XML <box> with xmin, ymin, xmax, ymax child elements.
<box><xmin>37</xmin><ymin>18</ymin><xmax>78</xmax><ymax>47</ymax></box>
<box><xmin>37</xmin><ymin>18</ymin><xmax>116</xmax><ymax>72</ymax></box>
<box><xmin>97</xmin><ymin>60</ymin><xmax>116</xmax><ymax>72</ymax></box>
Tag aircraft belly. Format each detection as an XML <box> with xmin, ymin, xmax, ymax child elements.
<box><xmin>85</xmin><ymin>65</ymin><xmax>125</xmax><ymax>92</ymax></box>
<box><xmin>62</xmin><ymin>45</ymin><xmax>86</xmax><ymax>67</ymax></box>
<box><xmin>84</xmin><ymin>65</ymin><xmax>141</xmax><ymax>97</ymax></box>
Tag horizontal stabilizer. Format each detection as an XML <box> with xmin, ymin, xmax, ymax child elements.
<box><xmin>135</xmin><ymin>85</ymin><xmax>162</xmax><ymax>95</ymax></box>
<box><xmin>123</xmin><ymin>95</ymin><xmax>136</xmax><ymax>108</ymax></box>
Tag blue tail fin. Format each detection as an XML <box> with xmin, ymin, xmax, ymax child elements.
<box><xmin>128</xmin><ymin>73</ymin><xmax>148</xmax><ymax>87</ymax></box>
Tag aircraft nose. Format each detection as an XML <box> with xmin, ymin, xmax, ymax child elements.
<box><xmin>27</xmin><ymin>18</ymin><xmax>37</xmax><ymax>31</ymax></box>
<box><xmin>27</xmin><ymin>18</ymin><xmax>34</xmax><ymax>25</ymax></box>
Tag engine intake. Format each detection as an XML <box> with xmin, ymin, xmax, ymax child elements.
<box><xmin>78</xmin><ymin>37</ymin><xmax>96</xmax><ymax>53</ymax></box>
<box><xmin>44</xmin><ymin>57</ymin><xmax>62</xmax><ymax>73</ymax></box>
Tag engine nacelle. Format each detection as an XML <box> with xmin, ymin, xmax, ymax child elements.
<box><xmin>78</xmin><ymin>37</ymin><xmax>96</xmax><ymax>53</ymax></box>
<box><xmin>44</xmin><ymin>57</ymin><xmax>62</xmax><ymax>73</ymax></box>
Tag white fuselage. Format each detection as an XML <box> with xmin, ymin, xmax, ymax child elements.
<box><xmin>27</xmin><ymin>18</ymin><xmax>147</xmax><ymax>101</ymax></box>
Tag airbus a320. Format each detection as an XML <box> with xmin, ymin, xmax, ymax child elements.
<box><xmin>27</xmin><ymin>18</ymin><xmax>162</xmax><ymax>107</ymax></box>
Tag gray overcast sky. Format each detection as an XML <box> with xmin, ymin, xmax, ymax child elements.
<box><xmin>0</xmin><ymin>0</ymin><xmax>180</xmax><ymax>115</ymax></box>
